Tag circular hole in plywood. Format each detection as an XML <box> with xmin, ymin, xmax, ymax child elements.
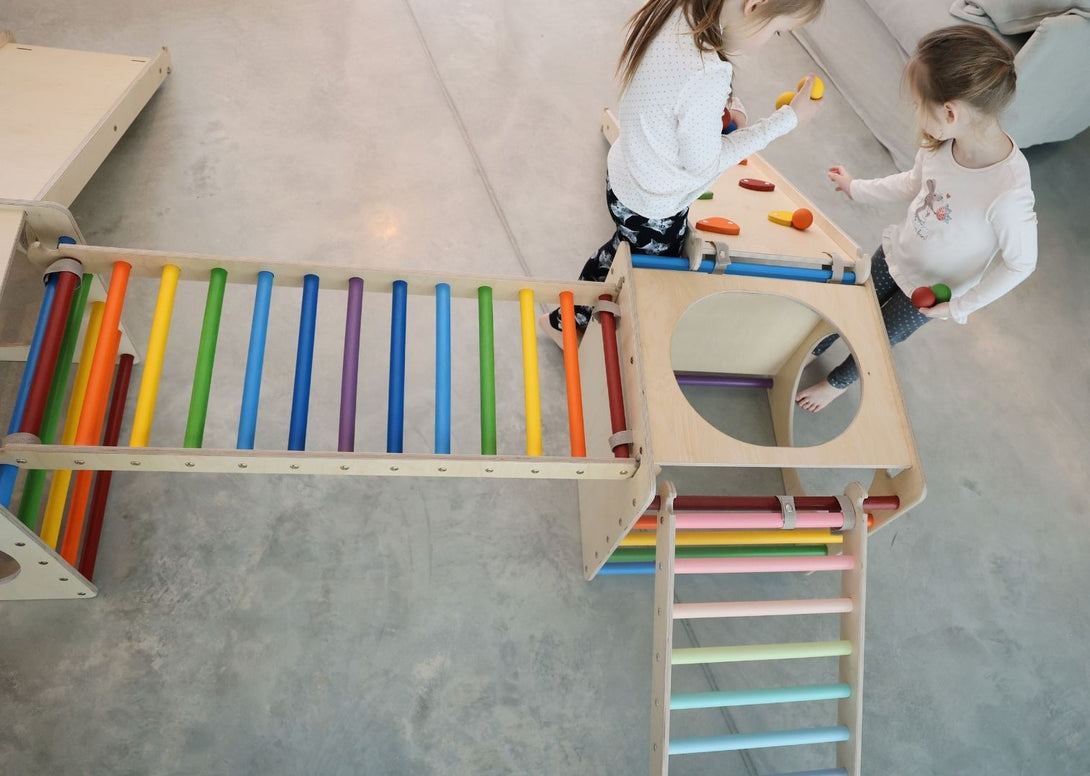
<box><xmin>671</xmin><ymin>290</ymin><xmax>859</xmax><ymax>447</ymax></box>
<box><xmin>0</xmin><ymin>549</ymin><xmax>21</xmax><ymax>585</ymax></box>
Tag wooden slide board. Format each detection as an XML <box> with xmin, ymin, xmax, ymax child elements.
<box><xmin>0</xmin><ymin>33</ymin><xmax>169</xmax><ymax>359</ymax></box>
<box><xmin>600</xmin><ymin>108</ymin><xmax>867</xmax><ymax>275</ymax></box>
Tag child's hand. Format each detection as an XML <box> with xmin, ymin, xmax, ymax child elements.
<box><xmin>828</xmin><ymin>165</ymin><xmax>853</xmax><ymax>199</ymax></box>
<box><xmin>920</xmin><ymin>302</ymin><xmax>951</xmax><ymax>319</ymax></box>
<box><xmin>789</xmin><ymin>75</ymin><xmax>822</xmax><ymax>125</ymax></box>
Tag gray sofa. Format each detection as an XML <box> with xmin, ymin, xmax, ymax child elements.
<box><xmin>795</xmin><ymin>0</ymin><xmax>1090</xmax><ymax>169</ymax></box>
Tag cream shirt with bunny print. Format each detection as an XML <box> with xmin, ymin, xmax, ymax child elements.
<box><xmin>608</xmin><ymin>8</ymin><xmax>798</xmax><ymax>219</ymax></box>
<box><xmin>850</xmin><ymin>138</ymin><xmax>1037</xmax><ymax>324</ymax></box>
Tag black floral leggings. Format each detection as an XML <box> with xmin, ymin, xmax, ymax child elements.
<box><xmin>549</xmin><ymin>182</ymin><xmax>689</xmax><ymax>332</ymax></box>
<box><xmin>814</xmin><ymin>247</ymin><xmax>931</xmax><ymax>389</ymax></box>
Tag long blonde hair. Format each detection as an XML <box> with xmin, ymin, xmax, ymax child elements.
<box><xmin>617</xmin><ymin>0</ymin><xmax>824</xmax><ymax>90</ymax></box>
<box><xmin>907</xmin><ymin>25</ymin><xmax>1017</xmax><ymax>150</ymax></box>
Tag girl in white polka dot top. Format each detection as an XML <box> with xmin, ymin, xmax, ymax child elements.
<box><xmin>542</xmin><ymin>0</ymin><xmax>826</xmax><ymax>340</ymax></box>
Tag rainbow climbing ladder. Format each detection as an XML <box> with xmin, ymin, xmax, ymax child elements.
<box><xmin>645</xmin><ymin>482</ymin><xmax>873</xmax><ymax>776</ymax></box>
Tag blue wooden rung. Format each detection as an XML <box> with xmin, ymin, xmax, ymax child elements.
<box><xmin>672</xmin><ymin>682</ymin><xmax>850</xmax><ymax>710</ymax></box>
<box><xmin>631</xmin><ymin>253</ymin><xmax>857</xmax><ymax>284</ymax></box>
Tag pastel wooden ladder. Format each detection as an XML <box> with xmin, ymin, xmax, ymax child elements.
<box><xmin>649</xmin><ymin>481</ymin><xmax>868</xmax><ymax>776</ymax></box>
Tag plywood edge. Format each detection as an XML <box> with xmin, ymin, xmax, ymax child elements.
<box><xmin>867</xmin><ymin>463</ymin><xmax>926</xmax><ymax>533</ymax></box>
<box><xmin>579</xmin><ymin>244</ymin><xmax>658</xmax><ymax>579</ymax></box>
<box><xmin>38</xmin><ymin>46</ymin><xmax>172</xmax><ymax>206</ymax></box>
<box><xmin>0</xmin><ymin>504</ymin><xmax>97</xmax><ymax>600</ymax></box>
<box><xmin>0</xmin><ymin>209</ymin><xmax>26</xmax><ymax>314</ymax></box>
<box><xmin>28</xmin><ymin>241</ymin><xmax>623</xmax><ymax>305</ymax></box>
<box><xmin>0</xmin><ymin>30</ymin><xmax>14</xmax><ymax>48</ymax></box>
<box><xmin>649</xmin><ymin>480</ymin><xmax>677</xmax><ymax>776</ymax></box>
<box><xmin>601</xmin><ymin>108</ymin><xmax>619</xmax><ymax>145</ymax></box>
<box><xmin>770</xmin><ymin>318</ymin><xmax>837</xmax><ymax>494</ymax></box>
<box><xmin>837</xmin><ymin>481</ymin><xmax>868</xmax><ymax>776</ymax></box>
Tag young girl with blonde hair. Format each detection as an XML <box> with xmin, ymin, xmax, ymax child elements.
<box><xmin>542</xmin><ymin>0</ymin><xmax>826</xmax><ymax>341</ymax></box>
<box><xmin>796</xmin><ymin>24</ymin><xmax>1037</xmax><ymax>411</ymax></box>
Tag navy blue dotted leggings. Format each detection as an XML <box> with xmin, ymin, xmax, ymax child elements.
<box><xmin>813</xmin><ymin>247</ymin><xmax>931</xmax><ymax>389</ymax></box>
<box><xmin>549</xmin><ymin>181</ymin><xmax>688</xmax><ymax>332</ymax></box>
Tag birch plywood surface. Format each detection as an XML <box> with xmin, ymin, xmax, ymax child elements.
<box><xmin>600</xmin><ymin>108</ymin><xmax>860</xmax><ymax>267</ymax></box>
<box><xmin>0</xmin><ymin>38</ymin><xmax>166</xmax><ymax>202</ymax></box>
<box><xmin>689</xmin><ymin>152</ymin><xmax>858</xmax><ymax>265</ymax></box>
<box><xmin>630</xmin><ymin>261</ymin><xmax>917</xmax><ymax>470</ymax></box>
<box><xmin>671</xmin><ymin>290</ymin><xmax>824</xmax><ymax>376</ymax></box>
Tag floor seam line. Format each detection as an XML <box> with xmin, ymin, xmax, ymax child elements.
<box><xmin>401</xmin><ymin>0</ymin><xmax>535</xmax><ymax>282</ymax></box>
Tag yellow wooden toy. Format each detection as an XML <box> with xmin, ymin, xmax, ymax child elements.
<box><xmin>798</xmin><ymin>75</ymin><xmax>825</xmax><ymax>100</ymax></box>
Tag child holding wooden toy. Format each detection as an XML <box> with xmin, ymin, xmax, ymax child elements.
<box><xmin>796</xmin><ymin>24</ymin><xmax>1037</xmax><ymax>412</ymax></box>
<box><xmin>540</xmin><ymin>0</ymin><xmax>826</xmax><ymax>344</ymax></box>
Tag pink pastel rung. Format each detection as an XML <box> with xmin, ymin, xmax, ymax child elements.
<box><xmin>674</xmin><ymin>512</ymin><xmax>844</xmax><ymax>530</ymax></box>
<box><xmin>673</xmin><ymin>598</ymin><xmax>854</xmax><ymax>619</ymax></box>
<box><xmin>674</xmin><ymin>555</ymin><xmax>855</xmax><ymax>575</ymax></box>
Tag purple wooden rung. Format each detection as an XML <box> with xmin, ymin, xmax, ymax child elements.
<box><xmin>339</xmin><ymin>277</ymin><xmax>364</xmax><ymax>452</ymax></box>
<box><xmin>675</xmin><ymin>371</ymin><xmax>773</xmax><ymax>389</ymax></box>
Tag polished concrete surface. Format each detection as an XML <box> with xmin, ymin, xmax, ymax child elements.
<box><xmin>1</xmin><ymin>2</ymin><xmax>1088</xmax><ymax>774</ymax></box>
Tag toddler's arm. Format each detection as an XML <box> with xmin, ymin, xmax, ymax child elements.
<box><xmin>848</xmin><ymin>151</ymin><xmax>925</xmax><ymax>204</ymax></box>
<box><xmin>676</xmin><ymin>70</ymin><xmax>798</xmax><ymax>181</ymax></box>
<box><xmin>947</xmin><ymin>188</ymin><xmax>1038</xmax><ymax>323</ymax></box>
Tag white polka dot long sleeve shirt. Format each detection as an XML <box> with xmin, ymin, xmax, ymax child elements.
<box><xmin>850</xmin><ymin>139</ymin><xmax>1037</xmax><ymax>324</ymax></box>
<box><xmin>608</xmin><ymin>9</ymin><xmax>798</xmax><ymax>219</ymax></box>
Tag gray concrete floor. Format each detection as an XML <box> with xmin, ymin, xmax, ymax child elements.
<box><xmin>2</xmin><ymin>2</ymin><xmax>1089</xmax><ymax>775</ymax></box>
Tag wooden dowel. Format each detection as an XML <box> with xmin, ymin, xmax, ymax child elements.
<box><xmin>39</xmin><ymin>302</ymin><xmax>106</xmax><ymax>548</ymax></box>
<box><xmin>435</xmin><ymin>283</ymin><xmax>451</xmax><ymax>455</ymax></box>
<box><xmin>597</xmin><ymin>293</ymin><xmax>629</xmax><ymax>457</ymax></box>
<box><xmin>558</xmin><ymin>291</ymin><xmax>585</xmax><ymax>457</ymax></box>
<box><xmin>672</xmin><ymin>598</ymin><xmax>853</xmax><ymax>619</ymax></box>
<box><xmin>634</xmin><ymin>512</ymin><xmax>844</xmax><ymax>530</ymax></box>
<box><xmin>78</xmin><ymin>353</ymin><xmax>135</xmax><ymax>580</ymax></box>
<box><xmin>647</xmin><ymin>495</ymin><xmax>899</xmax><ymax>511</ymax></box>
<box><xmin>288</xmin><ymin>274</ymin><xmax>319</xmax><ymax>451</ymax></box>
<box><xmin>184</xmin><ymin>267</ymin><xmax>226</xmax><ymax>448</ymax></box>
<box><xmin>621</xmin><ymin>529</ymin><xmax>842</xmax><ymax>547</ymax></box>
<box><xmin>518</xmin><ymin>289</ymin><xmax>542</xmax><ymax>456</ymax></box>
<box><xmin>61</xmin><ymin>328</ymin><xmax>122</xmax><ymax>564</ymax></box>
<box><xmin>338</xmin><ymin>277</ymin><xmax>363</xmax><ymax>452</ymax></box>
<box><xmin>674</xmin><ymin>555</ymin><xmax>855</xmax><ymax>574</ymax></box>
<box><xmin>672</xmin><ymin>640</ymin><xmax>852</xmax><ymax>665</ymax></box>
<box><xmin>15</xmin><ymin>274</ymin><xmax>93</xmax><ymax>530</ymax></box>
<box><xmin>130</xmin><ymin>265</ymin><xmax>180</xmax><ymax>447</ymax></box>
<box><xmin>477</xmin><ymin>286</ymin><xmax>496</xmax><ymax>455</ymax></box>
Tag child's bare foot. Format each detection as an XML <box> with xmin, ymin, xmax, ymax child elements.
<box><xmin>795</xmin><ymin>380</ymin><xmax>846</xmax><ymax>412</ymax></box>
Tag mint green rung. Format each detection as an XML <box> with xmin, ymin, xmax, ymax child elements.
<box><xmin>670</xmin><ymin>725</ymin><xmax>849</xmax><ymax>755</ymax></box>
<box><xmin>672</xmin><ymin>640</ymin><xmax>851</xmax><ymax>666</ymax></box>
<box><xmin>671</xmin><ymin>682</ymin><xmax>850</xmax><ymax>710</ymax></box>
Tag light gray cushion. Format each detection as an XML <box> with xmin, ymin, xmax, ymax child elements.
<box><xmin>862</xmin><ymin>0</ymin><xmax>979</xmax><ymax>54</ymax></box>
<box><xmin>950</xmin><ymin>0</ymin><xmax>1090</xmax><ymax>34</ymax></box>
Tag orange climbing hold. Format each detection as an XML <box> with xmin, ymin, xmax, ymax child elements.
<box><xmin>696</xmin><ymin>217</ymin><xmax>741</xmax><ymax>236</ymax></box>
